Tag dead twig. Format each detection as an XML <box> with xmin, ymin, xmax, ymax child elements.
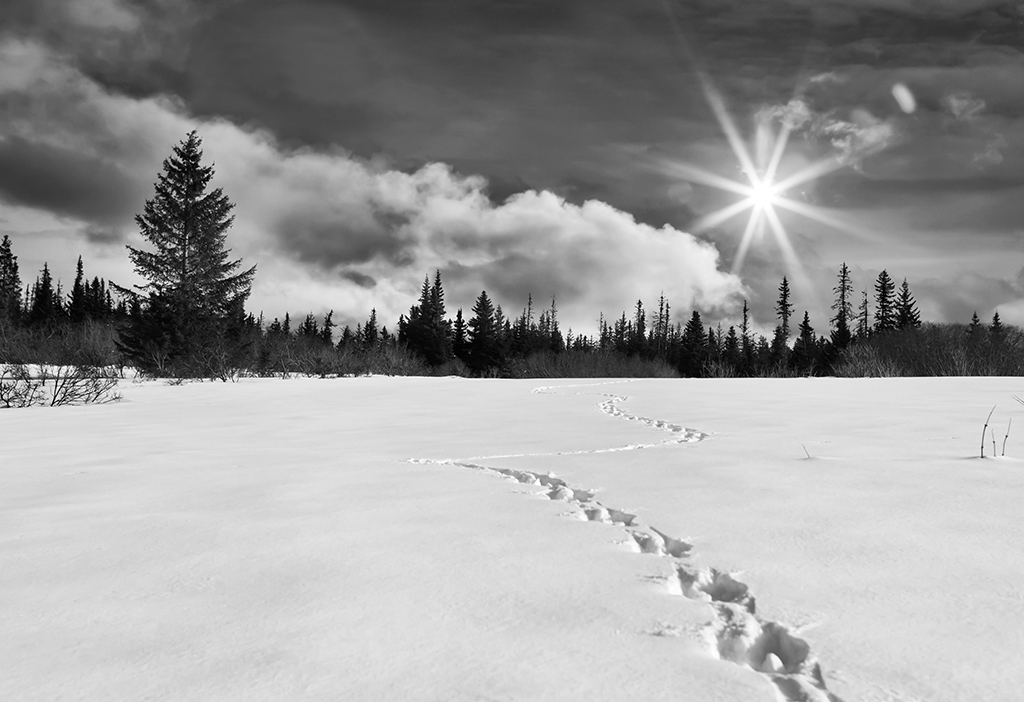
<box><xmin>982</xmin><ymin>405</ymin><xmax>996</xmax><ymax>458</ymax></box>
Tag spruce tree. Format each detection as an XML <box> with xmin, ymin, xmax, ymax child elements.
<box><xmin>792</xmin><ymin>311</ymin><xmax>818</xmax><ymax>374</ymax></box>
<box><xmin>296</xmin><ymin>313</ymin><xmax>318</xmax><ymax>340</ymax></box>
<box><xmin>873</xmin><ymin>270</ymin><xmax>896</xmax><ymax>333</ymax></box>
<box><xmin>628</xmin><ymin>299</ymin><xmax>647</xmax><ymax>356</ymax></box>
<box><xmin>320</xmin><ymin>310</ymin><xmax>335</xmax><ymax>346</ymax></box>
<box><xmin>679</xmin><ymin>310</ymin><xmax>707</xmax><ymax>376</ymax></box>
<box><xmin>830</xmin><ymin>263</ymin><xmax>853</xmax><ymax>350</ymax></box>
<box><xmin>452</xmin><ymin>308</ymin><xmax>468</xmax><ymax>361</ymax></box>
<box><xmin>967</xmin><ymin>312</ymin><xmax>982</xmax><ymax>338</ymax></box>
<box><xmin>69</xmin><ymin>256</ymin><xmax>87</xmax><ymax>323</ymax></box>
<box><xmin>856</xmin><ymin>290</ymin><xmax>871</xmax><ymax>339</ymax></box>
<box><xmin>338</xmin><ymin>324</ymin><xmax>355</xmax><ymax>349</ymax></box>
<box><xmin>116</xmin><ymin>131</ymin><xmax>256</xmax><ymax>376</ymax></box>
<box><xmin>990</xmin><ymin>311</ymin><xmax>1003</xmax><ymax>335</ymax></box>
<box><xmin>724</xmin><ymin>325</ymin><xmax>740</xmax><ymax>370</ymax></box>
<box><xmin>770</xmin><ymin>325</ymin><xmax>789</xmax><ymax>365</ymax></box>
<box><xmin>775</xmin><ymin>276</ymin><xmax>794</xmax><ymax>341</ymax></box>
<box><xmin>405</xmin><ymin>270</ymin><xmax>452</xmax><ymax>365</ymax></box>
<box><xmin>896</xmin><ymin>279</ymin><xmax>921</xmax><ymax>330</ymax></box>
<box><xmin>363</xmin><ymin>308</ymin><xmax>379</xmax><ymax>348</ymax></box>
<box><xmin>468</xmin><ymin>290</ymin><xmax>502</xmax><ymax>373</ymax></box>
<box><xmin>29</xmin><ymin>263</ymin><xmax>58</xmax><ymax>326</ymax></box>
<box><xmin>548</xmin><ymin>297</ymin><xmax>564</xmax><ymax>353</ymax></box>
<box><xmin>0</xmin><ymin>235</ymin><xmax>20</xmax><ymax>325</ymax></box>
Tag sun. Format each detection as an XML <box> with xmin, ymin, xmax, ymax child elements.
<box><xmin>654</xmin><ymin>73</ymin><xmax>874</xmax><ymax>283</ymax></box>
<box><xmin>748</xmin><ymin>179</ymin><xmax>777</xmax><ymax>209</ymax></box>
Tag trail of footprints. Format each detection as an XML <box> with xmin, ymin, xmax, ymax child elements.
<box><xmin>532</xmin><ymin>382</ymin><xmax>710</xmax><ymax>450</ymax></box>
<box><xmin>413</xmin><ymin>384</ymin><xmax>843</xmax><ymax>702</ymax></box>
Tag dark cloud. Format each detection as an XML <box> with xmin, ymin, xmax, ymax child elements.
<box><xmin>0</xmin><ymin>136</ymin><xmax>144</xmax><ymax>226</ymax></box>
<box><xmin>2</xmin><ymin>0</ymin><xmax>1024</xmax><ymax>328</ymax></box>
<box><xmin>481</xmin><ymin>174</ymin><xmax>536</xmax><ymax>206</ymax></box>
<box><xmin>277</xmin><ymin>212</ymin><xmax>414</xmax><ymax>269</ymax></box>
<box><xmin>82</xmin><ymin>223</ymin><xmax>129</xmax><ymax>245</ymax></box>
<box><xmin>340</xmin><ymin>270</ymin><xmax>377</xmax><ymax>288</ymax></box>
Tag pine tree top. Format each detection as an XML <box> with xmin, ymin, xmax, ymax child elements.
<box><xmin>123</xmin><ymin>131</ymin><xmax>255</xmax><ymax>312</ymax></box>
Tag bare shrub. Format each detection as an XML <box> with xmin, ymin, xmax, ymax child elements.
<box><xmin>504</xmin><ymin>350</ymin><xmax>679</xmax><ymax>378</ymax></box>
<box><xmin>1</xmin><ymin>364</ymin><xmax>120</xmax><ymax>408</ymax></box>
<box><xmin>834</xmin><ymin>323</ymin><xmax>1024</xmax><ymax>377</ymax></box>
<box><xmin>704</xmin><ymin>360</ymin><xmax>739</xmax><ymax>378</ymax></box>
<box><xmin>39</xmin><ymin>365</ymin><xmax>121</xmax><ymax>406</ymax></box>
<box><xmin>832</xmin><ymin>344</ymin><xmax>903</xmax><ymax>377</ymax></box>
<box><xmin>0</xmin><ymin>364</ymin><xmax>44</xmax><ymax>408</ymax></box>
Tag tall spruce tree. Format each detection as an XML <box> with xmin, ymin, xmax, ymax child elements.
<box><xmin>628</xmin><ymin>299</ymin><xmax>647</xmax><ymax>356</ymax></box>
<box><xmin>775</xmin><ymin>276</ymin><xmax>794</xmax><ymax>341</ymax></box>
<box><xmin>548</xmin><ymin>297</ymin><xmax>564</xmax><ymax>352</ymax></box>
<box><xmin>896</xmin><ymin>279</ymin><xmax>921</xmax><ymax>329</ymax></box>
<box><xmin>873</xmin><ymin>270</ymin><xmax>896</xmax><ymax>333</ymax></box>
<box><xmin>830</xmin><ymin>263</ymin><xmax>853</xmax><ymax>350</ymax></box>
<box><xmin>116</xmin><ymin>131</ymin><xmax>256</xmax><ymax>376</ymax></box>
<box><xmin>69</xmin><ymin>256</ymin><xmax>87</xmax><ymax>323</ymax></box>
<box><xmin>29</xmin><ymin>263</ymin><xmax>60</xmax><ymax>326</ymax></box>
<box><xmin>468</xmin><ymin>290</ymin><xmax>502</xmax><ymax>373</ymax></box>
<box><xmin>0</xmin><ymin>235</ymin><xmax>20</xmax><ymax>325</ymax></box>
<box><xmin>404</xmin><ymin>271</ymin><xmax>452</xmax><ymax>365</ymax></box>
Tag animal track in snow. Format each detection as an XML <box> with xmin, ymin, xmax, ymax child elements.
<box><xmin>411</xmin><ymin>382</ymin><xmax>843</xmax><ymax>702</ymax></box>
<box><xmin>676</xmin><ymin>566</ymin><xmax>756</xmax><ymax>613</ymax></box>
<box><xmin>630</xmin><ymin>527</ymin><xmax>693</xmax><ymax>558</ymax></box>
<box><xmin>523</xmin><ymin>381</ymin><xmax>710</xmax><ymax>454</ymax></box>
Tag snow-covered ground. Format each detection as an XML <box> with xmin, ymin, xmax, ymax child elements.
<box><xmin>3</xmin><ymin>376</ymin><xmax>1023</xmax><ymax>701</ymax></box>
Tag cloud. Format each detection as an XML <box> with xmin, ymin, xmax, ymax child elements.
<box><xmin>757</xmin><ymin>97</ymin><xmax>899</xmax><ymax>167</ymax></box>
<box><xmin>0</xmin><ymin>135</ymin><xmax>145</xmax><ymax>225</ymax></box>
<box><xmin>943</xmin><ymin>92</ymin><xmax>987</xmax><ymax>121</ymax></box>
<box><xmin>972</xmin><ymin>133</ymin><xmax>1007</xmax><ymax>170</ymax></box>
<box><xmin>808</xmin><ymin>72</ymin><xmax>846</xmax><ymax>85</ymax></box>
<box><xmin>757</xmin><ymin>98</ymin><xmax>814</xmax><ymax>131</ymax></box>
<box><xmin>0</xmin><ymin>36</ymin><xmax>744</xmax><ymax>331</ymax></box>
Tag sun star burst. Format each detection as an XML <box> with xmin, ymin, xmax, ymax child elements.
<box><xmin>660</xmin><ymin>73</ymin><xmax>878</xmax><ymax>290</ymax></box>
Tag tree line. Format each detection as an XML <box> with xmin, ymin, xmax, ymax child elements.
<box><xmin>1</xmin><ymin>130</ymin><xmax>1019</xmax><ymax>380</ymax></box>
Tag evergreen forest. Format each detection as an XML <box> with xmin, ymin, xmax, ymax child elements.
<box><xmin>1</xmin><ymin>131</ymin><xmax>1022</xmax><ymax>385</ymax></box>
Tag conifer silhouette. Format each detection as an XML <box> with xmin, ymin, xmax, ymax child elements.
<box><xmin>873</xmin><ymin>270</ymin><xmax>896</xmax><ymax>333</ymax></box>
<box><xmin>0</xmin><ymin>235</ymin><xmax>20</xmax><ymax>325</ymax></box>
<box><xmin>468</xmin><ymin>290</ymin><xmax>502</xmax><ymax>373</ymax></box>
<box><xmin>115</xmin><ymin>131</ymin><xmax>256</xmax><ymax>376</ymax></box>
<box><xmin>896</xmin><ymin>279</ymin><xmax>921</xmax><ymax>329</ymax></box>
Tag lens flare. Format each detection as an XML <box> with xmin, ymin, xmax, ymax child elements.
<box><xmin>657</xmin><ymin>73</ymin><xmax>885</xmax><ymax>289</ymax></box>
<box><xmin>749</xmin><ymin>180</ymin><xmax>777</xmax><ymax>208</ymax></box>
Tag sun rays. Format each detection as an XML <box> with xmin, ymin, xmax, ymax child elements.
<box><xmin>660</xmin><ymin>74</ymin><xmax>878</xmax><ymax>289</ymax></box>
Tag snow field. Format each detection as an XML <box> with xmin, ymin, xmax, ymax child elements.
<box><xmin>3</xmin><ymin>376</ymin><xmax>1023</xmax><ymax>701</ymax></box>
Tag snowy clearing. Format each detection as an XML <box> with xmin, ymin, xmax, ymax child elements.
<box><xmin>3</xmin><ymin>376</ymin><xmax>1023</xmax><ymax>701</ymax></box>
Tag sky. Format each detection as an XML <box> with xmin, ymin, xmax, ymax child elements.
<box><xmin>1</xmin><ymin>0</ymin><xmax>1023</xmax><ymax>336</ymax></box>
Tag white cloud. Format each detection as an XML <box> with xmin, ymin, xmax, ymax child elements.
<box><xmin>758</xmin><ymin>96</ymin><xmax>899</xmax><ymax>168</ymax></box>
<box><xmin>0</xmin><ymin>37</ymin><xmax>744</xmax><ymax>332</ymax></box>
